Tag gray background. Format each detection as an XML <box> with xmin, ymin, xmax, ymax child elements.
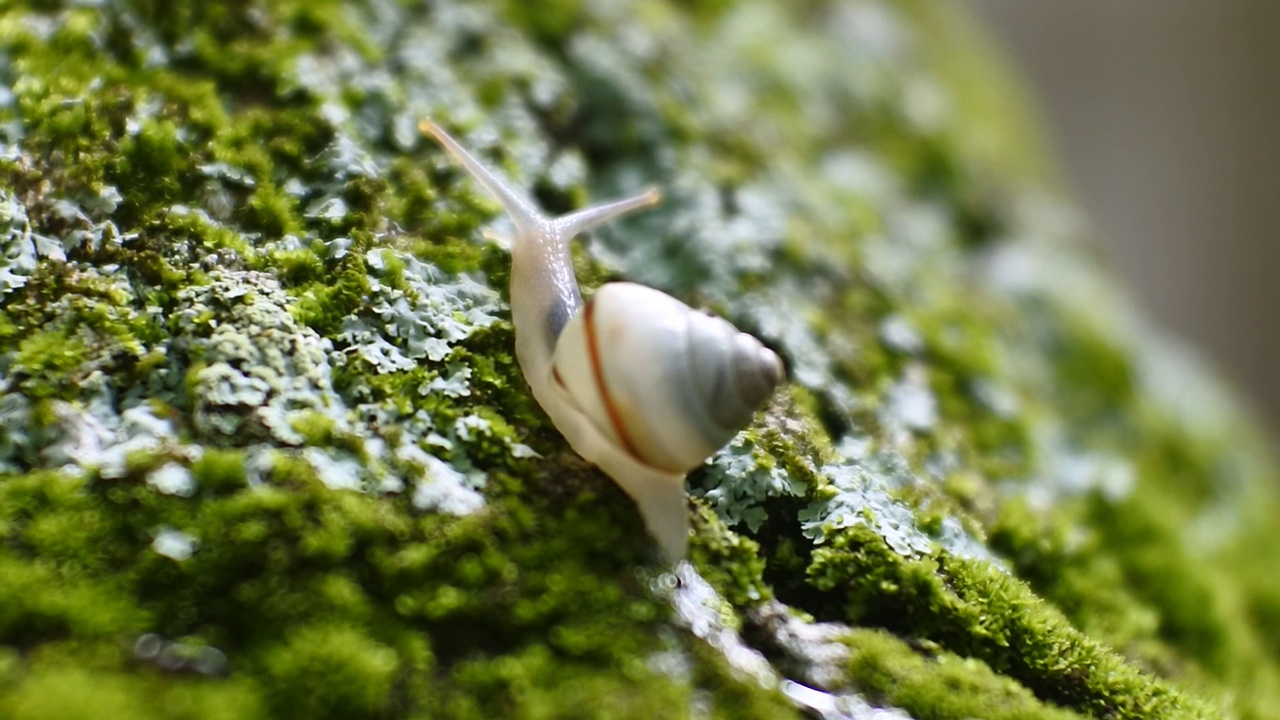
<box><xmin>966</xmin><ymin>1</ymin><xmax>1280</xmax><ymax>429</ymax></box>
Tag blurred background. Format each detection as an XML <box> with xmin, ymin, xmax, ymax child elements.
<box><xmin>965</xmin><ymin>1</ymin><xmax>1280</xmax><ymax>430</ymax></box>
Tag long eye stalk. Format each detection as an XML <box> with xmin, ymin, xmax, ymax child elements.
<box><xmin>418</xmin><ymin>118</ymin><xmax>545</xmax><ymax>234</ymax></box>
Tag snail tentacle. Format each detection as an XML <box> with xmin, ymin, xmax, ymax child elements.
<box><xmin>418</xmin><ymin>118</ymin><xmax>544</xmax><ymax>234</ymax></box>
<box><xmin>555</xmin><ymin>186</ymin><xmax>661</xmax><ymax>239</ymax></box>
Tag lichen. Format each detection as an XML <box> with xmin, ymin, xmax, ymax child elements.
<box><xmin>2</xmin><ymin>0</ymin><xmax>1279</xmax><ymax>718</ymax></box>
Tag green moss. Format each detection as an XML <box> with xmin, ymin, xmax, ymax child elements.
<box><xmin>0</xmin><ymin>559</ymin><xmax>144</xmax><ymax>647</ymax></box>
<box><xmin>438</xmin><ymin>643</ymin><xmax>688</xmax><ymax>720</ymax></box>
<box><xmin>1087</xmin><ymin>493</ymin><xmax>1244</xmax><ymax>680</ymax></box>
<box><xmin>1047</xmin><ymin>309</ymin><xmax>1137</xmax><ymax>424</ymax></box>
<box><xmin>499</xmin><ymin>0</ymin><xmax>585</xmax><ymax>47</ymax></box>
<box><xmin>10</xmin><ymin>328</ymin><xmax>91</xmax><ymax>400</ymax></box>
<box><xmin>1</xmin><ymin>669</ymin><xmax>160</xmax><ymax>720</ymax></box>
<box><xmin>243</xmin><ymin>184</ymin><xmax>303</xmax><ymax>239</ymax></box>
<box><xmin>689</xmin><ymin>504</ymin><xmax>774</xmax><ymax>607</ymax></box>
<box><xmin>289</xmin><ymin>410</ymin><xmax>338</xmax><ymax>447</ymax></box>
<box><xmin>987</xmin><ymin>499</ymin><xmax>1161</xmax><ymax>660</ymax></box>
<box><xmin>291</xmin><ymin>233</ymin><xmax>373</xmax><ymax>336</ymax></box>
<box><xmin>806</xmin><ymin>525</ymin><xmax>1218</xmax><ymax>718</ymax></box>
<box><xmin>0</xmin><ymin>668</ymin><xmax>264</xmax><ymax>720</ymax></box>
<box><xmin>260</xmin><ymin>624</ymin><xmax>399</xmax><ymax>720</ymax></box>
<box><xmin>113</xmin><ymin>119</ymin><xmax>188</xmax><ymax>219</ymax></box>
<box><xmin>843</xmin><ymin>628</ymin><xmax>1084</xmax><ymax>719</ymax></box>
<box><xmin>191</xmin><ymin>449</ymin><xmax>249</xmax><ymax>495</ymax></box>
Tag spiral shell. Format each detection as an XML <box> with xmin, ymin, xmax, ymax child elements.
<box><xmin>551</xmin><ymin>282</ymin><xmax>783</xmax><ymax>474</ymax></box>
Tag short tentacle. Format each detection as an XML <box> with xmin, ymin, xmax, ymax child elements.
<box><xmin>555</xmin><ymin>187</ymin><xmax>662</xmax><ymax>239</ymax></box>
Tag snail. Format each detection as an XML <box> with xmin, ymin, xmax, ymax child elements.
<box><xmin>419</xmin><ymin>118</ymin><xmax>783</xmax><ymax>560</ymax></box>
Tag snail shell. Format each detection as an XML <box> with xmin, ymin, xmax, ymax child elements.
<box><xmin>419</xmin><ymin>118</ymin><xmax>783</xmax><ymax>560</ymax></box>
<box><xmin>552</xmin><ymin>282</ymin><xmax>782</xmax><ymax>475</ymax></box>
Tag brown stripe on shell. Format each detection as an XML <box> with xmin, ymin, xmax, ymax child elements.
<box><xmin>583</xmin><ymin>295</ymin><xmax>645</xmax><ymax>463</ymax></box>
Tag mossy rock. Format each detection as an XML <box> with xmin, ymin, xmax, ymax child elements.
<box><xmin>1</xmin><ymin>1</ymin><xmax>1278</xmax><ymax>718</ymax></box>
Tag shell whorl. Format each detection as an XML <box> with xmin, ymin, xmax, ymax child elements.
<box><xmin>686</xmin><ymin>309</ymin><xmax>784</xmax><ymax>436</ymax></box>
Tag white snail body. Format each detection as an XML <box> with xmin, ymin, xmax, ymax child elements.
<box><xmin>420</xmin><ymin>118</ymin><xmax>783</xmax><ymax>560</ymax></box>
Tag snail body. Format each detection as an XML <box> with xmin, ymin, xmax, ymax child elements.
<box><xmin>420</xmin><ymin>119</ymin><xmax>783</xmax><ymax>560</ymax></box>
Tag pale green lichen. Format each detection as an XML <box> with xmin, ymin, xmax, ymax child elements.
<box><xmin>0</xmin><ymin>190</ymin><xmax>59</xmax><ymax>295</ymax></box>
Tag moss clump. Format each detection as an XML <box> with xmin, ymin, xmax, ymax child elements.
<box><xmin>259</xmin><ymin>624</ymin><xmax>399</xmax><ymax>720</ymax></box>
<box><xmin>842</xmin><ymin>628</ymin><xmax>1084</xmax><ymax>720</ymax></box>
<box><xmin>807</xmin><ymin>525</ymin><xmax>1216</xmax><ymax>717</ymax></box>
<box><xmin>190</xmin><ymin>448</ymin><xmax>249</xmax><ymax>495</ymax></box>
<box><xmin>0</xmin><ymin>668</ymin><xmax>264</xmax><ymax>720</ymax></box>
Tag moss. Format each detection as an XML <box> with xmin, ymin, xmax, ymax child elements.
<box><xmin>1046</xmin><ymin>308</ymin><xmax>1138</xmax><ymax>424</ymax></box>
<box><xmin>290</xmin><ymin>233</ymin><xmax>373</xmax><ymax>337</ymax></box>
<box><xmin>499</xmin><ymin>0</ymin><xmax>585</xmax><ymax>48</ymax></box>
<box><xmin>437</xmin><ymin>643</ymin><xmax>688</xmax><ymax>720</ymax></box>
<box><xmin>113</xmin><ymin>119</ymin><xmax>188</xmax><ymax>218</ymax></box>
<box><xmin>10</xmin><ymin>327</ymin><xmax>92</xmax><ymax>400</ymax></box>
<box><xmin>806</xmin><ymin>525</ymin><xmax>1219</xmax><ymax>718</ymax></box>
<box><xmin>689</xmin><ymin>503</ymin><xmax>774</xmax><ymax>607</ymax></box>
<box><xmin>243</xmin><ymin>184</ymin><xmax>303</xmax><ymax>239</ymax></box>
<box><xmin>1086</xmin><ymin>493</ymin><xmax>1245</xmax><ymax>681</ymax></box>
<box><xmin>843</xmin><ymin>628</ymin><xmax>1084</xmax><ymax>720</ymax></box>
<box><xmin>0</xmin><ymin>556</ymin><xmax>147</xmax><ymax>647</ymax></box>
<box><xmin>191</xmin><ymin>449</ymin><xmax>249</xmax><ymax>495</ymax></box>
<box><xmin>0</xmin><ymin>668</ymin><xmax>264</xmax><ymax>720</ymax></box>
<box><xmin>259</xmin><ymin>623</ymin><xmax>399</xmax><ymax>720</ymax></box>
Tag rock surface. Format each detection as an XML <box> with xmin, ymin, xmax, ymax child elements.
<box><xmin>1</xmin><ymin>1</ymin><xmax>1278</xmax><ymax>718</ymax></box>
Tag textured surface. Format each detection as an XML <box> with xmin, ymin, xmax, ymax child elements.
<box><xmin>1</xmin><ymin>0</ymin><xmax>1279</xmax><ymax>718</ymax></box>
